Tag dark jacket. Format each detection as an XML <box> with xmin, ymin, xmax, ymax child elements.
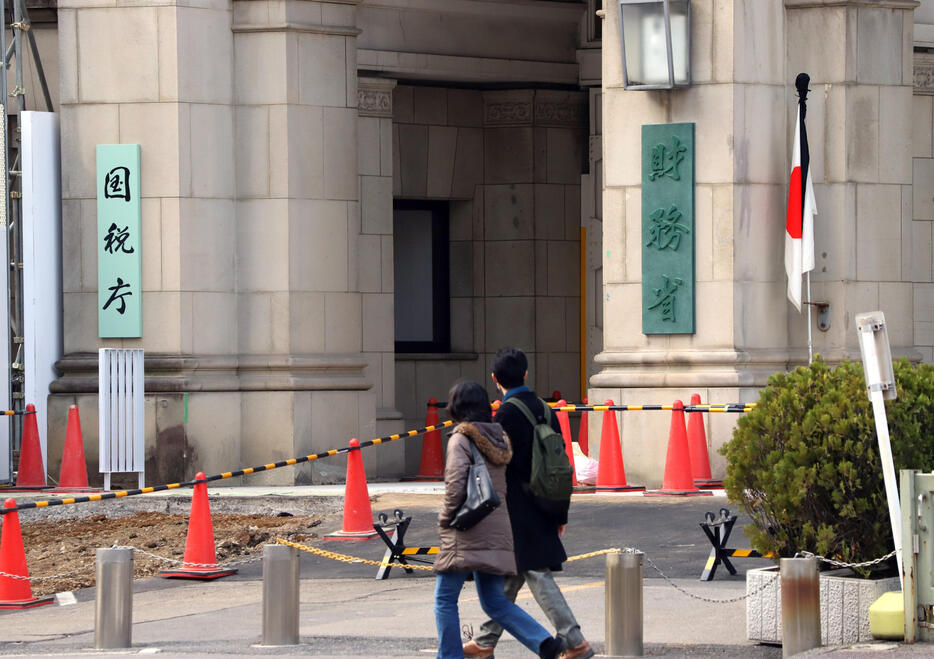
<box><xmin>435</xmin><ymin>421</ymin><xmax>516</xmax><ymax>575</ymax></box>
<box><xmin>497</xmin><ymin>391</ymin><xmax>569</xmax><ymax>572</ymax></box>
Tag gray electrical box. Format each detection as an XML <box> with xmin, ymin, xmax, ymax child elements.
<box><xmin>902</xmin><ymin>470</ymin><xmax>934</xmax><ymax>642</ymax></box>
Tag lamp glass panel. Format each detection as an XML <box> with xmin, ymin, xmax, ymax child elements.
<box><xmin>620</xmin><ymin>0</ymin><xmax>690</xmax><ymax>87</ymax></box>
<box><xmin>669</xmin><ymin>0</ymin><xmax>690</xmax><ymax>85</ymax></box>
<box><xmin>620</xmin><ymin>2</ymin><xmax>669</xmax><ymax>86</ymax></box>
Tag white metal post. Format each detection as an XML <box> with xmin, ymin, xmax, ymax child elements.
<box><xmin>855</xmin><ymin>311</ymin><xmax>901</xmax><ymax>588</ymax></box>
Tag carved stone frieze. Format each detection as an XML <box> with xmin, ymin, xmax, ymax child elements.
<box><xmin>915</xmin><ymin>52</ymin><xmax>934</xmax><ymax>96</ymax></box>
<box><xmin>358</xmin><ymin>77</ymin><xmax>397</xmax><ymax>117</ymax></box>
<box><xmin>358</xmin><ymin>89</ymin><xmax>393</xmax><ymax>117</ymax></box>
<box><xmin>534</xmin><ymin>99</ymin><xmax>585</xmax><ymax>127</ymax></box>
<box><xmin>483</xmin><ymin>89</ymin><xmax>586</xmax><ymax>127</ymax></box>
<box><xmin>484</xmin><ymin>101</ymin><xmax>534</xmax><ymax>125</ymax></box>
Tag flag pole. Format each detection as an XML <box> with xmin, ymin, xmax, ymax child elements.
<box><xmin>806</xmin><ymin>273</ymin><xmax>813</xmax><ymax>364</ymax></box>
<box><xmin>797</xmin><ymin>73</ymin><xmax>813</xmax><ymax>365</ymax></box>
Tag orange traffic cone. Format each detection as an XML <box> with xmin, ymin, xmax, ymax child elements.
<box><xmin>645</xmin><ymin>401</ymin><xmax>713</xmax><ymax>497</ymax></box>
<box><xmin>577</xmin><ymin>398</ymin><xmax>590</xmax><ymax>456</ymax></box>
<box><xmin>14</xmin><ymin>404</ymin><xmax>47</xmax><ymax>489</ymax></box>
<box><xmin>323</xmin><ymin>439</ymin><xmax>379</xmax><ymax>540</ymax></box>
<box><xmin>687</xmin><ymin>394</ymin><xmax>722</xmax><ymax>489</ymax></box>
<box><xmin>57</xmin><ymin>405</ymin><xmax>90</xmax><ymax>490</ymax></box>
<box><xmin>554</xmin><ymin>400</ymin><xmax>578</xmax><ymax>486</ymax></box>
<box><xmin>595</xmin><ymin>401</ymin><xmax>644</xmax><ymax>493</ymax></box>
<box><xmin>0</xmin><ymin>498</ymin><xmax>54</xmax><ymax>608</ymax></box>
<box><xmin>161</xmin><ymin>472</ymin><xmax>237</xmax><ymax>579</ymax></box>
<box><xmin>407</xmin><ymin>399</ymin><xmax>444</xmax><ymax>481</ymax></box>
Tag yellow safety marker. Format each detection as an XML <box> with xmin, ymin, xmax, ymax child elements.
<box><xmin>401</xmin><ymin>547</ymin><xmax>439</xmax><ymax>556</ymax></box>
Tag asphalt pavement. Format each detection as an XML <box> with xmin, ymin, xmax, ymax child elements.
<box><xmin>0</xmin><ymin>486</ymin><xmax>929</xmax><ymax>657</ymax></box>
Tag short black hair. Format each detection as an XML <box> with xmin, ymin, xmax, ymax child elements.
<box><xmin>492</xmin><ymin>347</ymin><xmax>528</xmax><ymax>389</ymax></box>
<box><xmin>448</xmin><ymin>380</ymin><xmax>492</xmax><ymax>424</ymax></box>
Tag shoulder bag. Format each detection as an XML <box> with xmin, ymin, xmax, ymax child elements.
<box><xmin>450</xmin><ymin>440</ymin><xmax>501</xmax><ymax>531</ymax></box>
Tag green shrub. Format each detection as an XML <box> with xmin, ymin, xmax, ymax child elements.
<box><xmin>721</xmin><ymin>356</ymin><xmax>934</xmax><ymax>571</ymax></box>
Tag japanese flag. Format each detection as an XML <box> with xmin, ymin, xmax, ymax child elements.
<box><xmin>785</xmin><ymin>105</ymin><xmax>817</xmax><ymax>312</ymax></box>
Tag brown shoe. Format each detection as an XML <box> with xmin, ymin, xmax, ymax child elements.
<box><xmin>463</xmin><ymin>640</ymin><xmax>494</xmax><ymax>658</ymax></box>
<box><xmin>558</xmin><ymin>640</ymin><xmax>593</xmax><ymax>659</ymax></box>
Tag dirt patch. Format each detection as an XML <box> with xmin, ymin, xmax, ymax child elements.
<box><xmin>18</xmin><ymin>511</ymin><xmax>324</xmax><ymax>597</ymax></box>
<box><xmin>371</xmin><ymin>493</ymin><xmax>442</xmax><ymax>511</ymax></box>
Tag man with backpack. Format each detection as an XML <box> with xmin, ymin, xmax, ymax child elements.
<box><xmin>463</xmin><ymin>347</ymin><xmax>593</xmax><ymax>659</ymax></box>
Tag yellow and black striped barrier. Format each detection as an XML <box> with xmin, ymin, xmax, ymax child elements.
<box><xmin>553</xmin><ymin>403</ymin><xmax>755</xmax><ymax>414</ymax></box>
<box><xmin>0</xmin><ymin>419</ymin><xmax>456</xmax><ymax>517</ymax></box>
<box><xmin>699</xmin><ymin>508</ymin><xmax>776</xmax><ymax>580</ymax></box>
<box><xmin>0</xmin><ymin>398</ymin><xmax>752</xmax><ymax>518</ymax></box>
<box><xmin>401</xmin><ymin>547</ymin><xmax>438</xmax><ymax>557</ymax></box>
<box><xmin>431</xmin><ymin>400</ymin><xmax>755</xmax><ymax>413</ymax></box>
<box><xmin>700</xmin><ymin>548</ymin><xmax>775</xmax><ymax>581</ymax></box>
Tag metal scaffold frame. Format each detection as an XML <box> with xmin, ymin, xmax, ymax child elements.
<box><xmin>0</xmin><ymin>0</ymin><xmax>54</xmax><ymax>483</ymax></box>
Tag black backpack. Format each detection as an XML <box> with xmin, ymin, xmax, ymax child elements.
<box><xmin>502</xmin><ymin>398</ymin><xmax>573</xmax><ymax>515</ymax></box>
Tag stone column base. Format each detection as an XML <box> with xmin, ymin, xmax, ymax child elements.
<box><xmin>45</xmin><ymin>353</ymin><xmax>396</xmax><ymax>488</ymax></box>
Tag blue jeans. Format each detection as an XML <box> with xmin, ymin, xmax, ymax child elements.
<box><xmin>473</xmin><ymin>569</ymin><xmax>586</xmax><ymax>650</ymax></box>
<box><xmin>434</xmin><ymin>571</ymin><xmax>551</xmax><ymax>658</ymax></box>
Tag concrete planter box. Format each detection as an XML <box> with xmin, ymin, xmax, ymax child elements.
<box><xmin>746</xmin><ymin>565</ymin><xmax>900</xmax><ymax>645</ymax></box>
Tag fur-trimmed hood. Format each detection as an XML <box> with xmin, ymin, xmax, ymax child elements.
<box><xmin>452</xmin><ymin>422</ymin><xmax>513</xmax><ymax>466</ymax></box>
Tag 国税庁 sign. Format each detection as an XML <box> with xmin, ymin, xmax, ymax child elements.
<box><xmin>97</xmin><ymin>144</ymin><xmax>141</xmax><ymax>338</ymax></box>
<box><xmin>641</xmin><ymin>123</ymin><xmax>695</xmax><ymax>334</ymax></box>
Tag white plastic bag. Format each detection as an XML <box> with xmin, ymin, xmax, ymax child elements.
<box><xmin>572</xmin><ymin>443</ymin><xmax>598</xmax><ymax>485</ymax></box>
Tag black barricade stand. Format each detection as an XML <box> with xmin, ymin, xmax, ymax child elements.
<box><xmin>698</xmin><ymin>508</ymin><xmax>772</xmax><ymax>580</ymax></box>
<box><xmin>373</xmin><ymin>509</ymin><xmax>438</xmax><ymax>580</ymax></box>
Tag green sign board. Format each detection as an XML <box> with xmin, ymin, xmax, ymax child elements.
<box><xmin>97</xmin><ymin>144</ymin><xmax>142</xmax><ymax>337</ymax></box>
<box><xmin>641</xmin><ymin>123</ymin><xmax>695</xmax><ymax>334</ymax></box>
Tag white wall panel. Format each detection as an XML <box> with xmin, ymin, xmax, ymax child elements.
<box><xmin>22</xmin><ymin>111</ymin><xmax>62</xmax><ymax>472</ymax></box>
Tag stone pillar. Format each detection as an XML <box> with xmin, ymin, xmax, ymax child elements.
<box><xmin>53</xmin><ymin>0</ymin><xmax>377</xmax><ymax>486</ymax></box>
<box><xmin>784</xmin><ymin>0</ymin><xmax>917</xmax><ymax>360</ymax></box>
<box><xmin>56</xmin><ymin>0</ymin><xmax>243</xmax><ymax>482</ymax></box>
<box><xmin>912</xmin><ymin>51</ymin><xmax>934</xmax><ymax>364</ymax></box>
<box><xmin>592</xmin><ymin>0</ymin><xmax>917</xmax><ymax>487</ymax></box>
<box><xmin>230</xmin><ymin>0</ymin><xmax>374</xmax><ymax>484</ymax></box>
<box><xmin>58</xmin><ymin>0</ymin><xmax>238</xmax><ymax>358</ymax></box>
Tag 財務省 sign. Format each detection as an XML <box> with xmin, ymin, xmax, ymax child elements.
<box><xmin>97</xmin><ymin>145</ymin><xmax>141</xmax><ymax>337</ymax></box>
<box><xmin>641</xmin><ymin>123</ymin><xmax>695</xmax><ymax>334</ymax></box>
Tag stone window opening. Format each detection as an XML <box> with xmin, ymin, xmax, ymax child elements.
<box><xmin>393</xmin><ymin>200</ymin><xmax>451</xmax><ymax>354</ymax></box>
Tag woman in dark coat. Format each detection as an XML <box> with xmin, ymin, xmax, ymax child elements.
<box><xmin>434</xmin><ymin>380</ymin><xmax>563</xmax><ymax>659</ymax></box>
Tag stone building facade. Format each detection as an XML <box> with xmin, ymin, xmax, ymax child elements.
<box><xmin>13</xmin><ymin>0</ymin><xmax>933</xmax><ymax>487</ymax></box>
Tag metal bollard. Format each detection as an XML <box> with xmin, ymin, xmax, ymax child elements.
<box><xmin>94</xmin><ymin>547</ymin><xmax>133</xmax><ymax>649</ymax></box>
<box><xmin>781</xmin><ymin>557</ymin><xmax>820</xmax><ymax>657</ymax></box>
<box><xmin>262</xmin><ymin>544</ymin><xmax>300</xmax><ymax>646</ymax></box>
<box><xmin>605</xmin><ymin>550</ymin><xmax>643</xmax><ymax>657</ymax></box>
